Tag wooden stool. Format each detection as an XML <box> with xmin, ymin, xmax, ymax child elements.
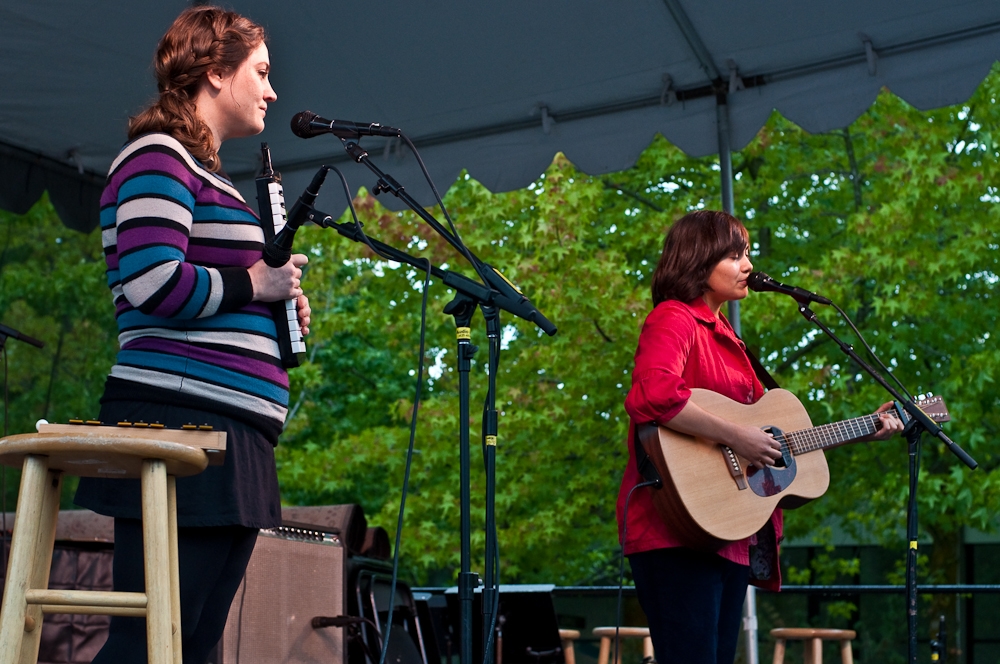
<box><xmin>0</xmin><ymin>429</ymin><xmax>220</xmax><ymax>664</ymax></box>
<box><xmin>771</xmin><ymin>628</ymin><xmax>856</xmax><ymax>664</ymax></box>
<box><xmin>559</xmin><ymin>629</ymin><xmax>581</xmax><ymax>664</ymax></box>
<box><xmin>593</xmin><ymin>626</ymin><xmax>654</xmax><ymax>664</ymax></box>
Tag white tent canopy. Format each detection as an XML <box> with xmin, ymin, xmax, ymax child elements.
<box><xmin>1</xmin><ymin>0</ymin><xmax>998</xmax><ymax>232</ymax></box>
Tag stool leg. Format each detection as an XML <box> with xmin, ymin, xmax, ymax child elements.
<box><xmin>839</xmin><ymin>640</ymin><xmax>853</xmax><ymax>664</ymax></box>
<box><xmin>805</xmin><ymin>637</ymin><xmax>822</xmax><ymax>664</ymax></box>
<box><xmin>643</xmin><ymin>636</ymin><xmax>654</xmax><ymax>662</ymax></box>
<box><xmin>772</xmin><ymin>638</ymin><xmax>785</xmax><ymax>664</ymax></box>
<box><xmin>141</xmin><ymin>459</ymin><xmax>174</xmax><ymax>664</ymax></box>
<box><xmin>597</xmin><ymin>636</ymin><xmax>610</xmax><ymax>664</ymax></box>
<box><xmin>0</xmin><ymin>455</ymin><xmax>50</xmax><ymax>664</ymax></box>
<box><xmin>561</xmin><ymin>638</ymin><xmax>575</xmax><ymax>664</ymax></box>
<box><xmin>167</xmin><ymin>476</ymin><xmax>181</xmax><ymax>664</ymax></box>
<box><xmin>17</xmin><ymin>468</ymin><xmax>62</xmax><ymax>664</ymax></box>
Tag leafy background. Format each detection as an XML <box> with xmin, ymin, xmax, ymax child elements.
<box><xmin>2</xmin><ymin>65</ymin><xmax>999</xmax><ymax>656</ymax></box>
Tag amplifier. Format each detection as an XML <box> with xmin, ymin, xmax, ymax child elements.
<box><xmin>216</xmin><ymin>525</ymin><xmax>347</xmax><ymax>663</ymax></box>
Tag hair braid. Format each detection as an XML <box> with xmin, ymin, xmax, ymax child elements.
<box><xmin>128</xmin><ymin>6</ymin><xmax>265</xmax><ymax>172</ymax></box>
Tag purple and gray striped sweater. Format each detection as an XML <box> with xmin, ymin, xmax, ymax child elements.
<box><xmin>100</xmin><ymin>133</ymin><xmax>287</xmax><ymax>439</ymax></box>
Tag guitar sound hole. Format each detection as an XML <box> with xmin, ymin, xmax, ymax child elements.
<box><xmin>746</xmin><ymin>425</ymin><xmax>796</xmax><ymax>497</ymax></box>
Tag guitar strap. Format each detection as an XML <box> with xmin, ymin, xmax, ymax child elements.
<box><xmin>741</xmin><ymin>341</ymin><xmax>781</xmax><ymax>391</ymax></box>
<box><xmin>633</xmin><ymin>424</ymin><xmax>663</xmax><ymax>488</ymax></box>
<box><xmin>740</xmin><ymin>339</ymin><xmax>784</xmax><ymax>585</ymax></box>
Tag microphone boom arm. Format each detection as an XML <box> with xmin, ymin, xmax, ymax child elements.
<box><xmin>795</xmin><ymin>303</ymin><xmax>976</xmax><ymax>469</ymax></box>
<box><xmin>340</xmin><ymin>140</ymin><xmax>465</xmax><ymax>255</ymax></box>
<box><xmin>315</xmin><ymin>215</ymin><xmax>556</xmax><ymax>336</ymax></box>
<box><xmin>338</xmin><ymin>139</ymin><xmax>556</xmax><ymax>335</ymax></box>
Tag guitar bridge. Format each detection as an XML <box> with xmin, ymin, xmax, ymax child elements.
<box><xmin>721</xmin><ymin>445</ymin><xmax>748</xmax><ymax>490</ymax></box>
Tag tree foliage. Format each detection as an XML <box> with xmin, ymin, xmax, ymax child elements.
<box><xmin>0</xmin><ymin>195</ymin><xmax>117</xmax><ymax>507</ymax></box>
<box><xmin>1</xmin><ymin>68</ymin><xmax>998</xmax><ymax>592</ymax></box>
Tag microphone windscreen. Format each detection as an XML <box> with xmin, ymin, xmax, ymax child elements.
<box><xmin>291</xmin><ymin>111</ymin><xmax>319</xmax><ymax>138</ymax></box>
<box><xmin>746</xmin><ymin>271</ymin><xmax>770</xmax><ymax>292</ymax></box>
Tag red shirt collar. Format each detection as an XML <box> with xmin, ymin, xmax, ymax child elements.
<box><xmin>685</xmin><ymin>297</ymin><xmax>719</xmax><ymax>325</ymax></box>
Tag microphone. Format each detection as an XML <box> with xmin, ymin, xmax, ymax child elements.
<box><xmin>480</xmin><ymin>264</ymin><xmax>557</xmax><ymax>336</ymax></box>
<box><xmin>0</xmin><ymin>323</ymin><xmax>44</xmax><ymax>348</ymax></box>
<box><xmin>263</xmin><ymin>166</ymin><xmax>332</xmax><ymax>268</ymax></box>
<box><xmin>291</xmin><ymin>111</ymin><xmax>401</xmax><ymax>140</ymax></box>
<box><xmin>746</xmin><ymin>271</ymin><xmax>832</xmax><ymax>306</ymax></box>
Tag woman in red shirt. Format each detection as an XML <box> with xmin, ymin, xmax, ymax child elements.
<box><xmin>617</xmin><ymin>210</ymin><xmax>900</xmax><ymax>663</ymax></box>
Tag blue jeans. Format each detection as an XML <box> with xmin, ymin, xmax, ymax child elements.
<box><xmin>629</xmin><ymin>547</ymin><xmax>750</xmax><ymax>664</ymax></box>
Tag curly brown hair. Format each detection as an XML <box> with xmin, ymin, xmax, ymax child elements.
<box><xmin>127</xmin><ymin>6</ymin><xmax>266</xmax><ymax>172</ymax></box>
<box><xmin>650</xmin><ymin>210</ymin><xmax>750</xmax><ymax>306</ymax></box>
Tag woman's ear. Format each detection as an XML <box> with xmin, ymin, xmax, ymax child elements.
<box><xmin>204</xmin><ymin>68</ymin><xmax>226</xmax><ymax>93</ymax></box>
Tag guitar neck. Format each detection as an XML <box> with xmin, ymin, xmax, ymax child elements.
<box><xmin>786</xmin><ymin>413</ymin><xmax>883</xmax><ymax>455</ymax></box>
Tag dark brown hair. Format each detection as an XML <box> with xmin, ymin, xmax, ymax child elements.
<box><xmin>127</xmin><ymin>6</ymin><xmax>266</xmax><ymax>172</ymax></box>
<box><xmin>650</xmin><ymin>210</ymin><xmax>749</xmax><ymax>306</ymax></box>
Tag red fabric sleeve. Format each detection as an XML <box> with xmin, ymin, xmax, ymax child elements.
<box><xmin>624</xmin><ymin>303</ymin><xmax>696</xmax><ymax>425</ymax></box>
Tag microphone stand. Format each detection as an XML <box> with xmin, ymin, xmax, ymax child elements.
<box><xmin>793</xmin><ymin>302</ymin><xmax>976</xmax><ymax>664</ymax></box>
<box><xmin>330</xmin><ymin>137</ymin><xmax>555</xmax><ymax>664</ymax></box>
<box><xmin>313</xmin><ymin>211</ymin><xmax>545</xmax><ymax>664</ymax></box>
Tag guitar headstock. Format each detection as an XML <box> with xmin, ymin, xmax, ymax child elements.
<box><xmin>899</xmin><ymin>395</ymin><xmax>951</xmax><ymax>424</ymax></box>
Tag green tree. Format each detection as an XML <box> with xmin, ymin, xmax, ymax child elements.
<box><xmin>0</xmin><ymin>195</ymin><xmax>116</xmax><ymax>508</ymax></box>
<box><xmin>276</xmin><ymin>67</ymin><xmax>1000</xmax><ymax>603</ymax></box>
<box><xmin>1</xmin><ymin>69</ymin><xmax>997</xmax><ymax>622</ymax></box>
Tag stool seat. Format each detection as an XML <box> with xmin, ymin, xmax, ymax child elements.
<box><xmin>593</xmin><ymin>626</ymin><xmax>654</xmax><ymax>664</ymax></box>
<box><xmin>0</xmin><ymin>431</ymin><xmax>211</xmax><ymax>477</ymax></box>
<box><xmin>559</xmin><ymin>629</ymin><xmax>581</xmax><ymax>664</ymax></box>
<box><xmin>771</xmin><ymin>628</ymin><xmax>857</xmax><ymax>640</ymax></box>
<box><xmin>770</xmin><ymin>627</ymin><xmax>856</xmax><ymax>664</ymax></box>
<box><xmin>0</xmin><ymin>430</ymin><xmax>221</xmax><ymax>664</ymax></box>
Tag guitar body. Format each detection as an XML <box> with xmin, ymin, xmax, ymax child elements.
<box><xmin>638</xmin><ymin>388</ymin><xmax>830</xmax><ymax>551</ymax></box>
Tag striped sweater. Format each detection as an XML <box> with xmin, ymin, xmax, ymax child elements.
<box><xmin>100</xmin><ymin>133</ymin><xmax>287</xmax><ymax>440</ymax></box>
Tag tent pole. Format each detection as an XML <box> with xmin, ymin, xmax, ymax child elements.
<box><xmin>718</xmin><ymin>91</ymin><xmax>760</xmax><ymax>664</ymax></box>
<box><xmin>716</xmin><ymin>93</ymin><xmax>740</xmax><ymax>337</ymax></box>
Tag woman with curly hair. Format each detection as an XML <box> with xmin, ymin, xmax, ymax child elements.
<box><xmin>75</xmin><ymin>6</ymin><xmax>309</xmax><ymax>662</ymax></box>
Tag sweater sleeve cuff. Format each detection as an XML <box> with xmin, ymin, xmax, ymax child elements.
<box><xmin>218</xmin><ymin>267</ymin><xmax>254</xmax><ymax>312</ymax></box>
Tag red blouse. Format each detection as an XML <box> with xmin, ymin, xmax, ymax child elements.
<box><xmin>616</xmin><ymin>298</ymin><xmax>782</xmax><ymax>572</ymax></box>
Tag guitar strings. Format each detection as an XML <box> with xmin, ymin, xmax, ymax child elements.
<box><xmin>786</xmin><ymin>413</ymin><xmax>882</xmax><ymax>454</ymax></box>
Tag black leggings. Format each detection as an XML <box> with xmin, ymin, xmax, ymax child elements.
<box><xmin>91</xmin><ymin>518</ymin><xmax>258</xmax><ymax>664</ymax></box>
<box><xmin>629</xmin><ymin>547</ymin><xmax>750</xmax><ymax>664</ymax></box>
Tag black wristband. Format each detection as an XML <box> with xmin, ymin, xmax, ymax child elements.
<box><xmin>218</xmin><ymin>267</ymin><xmax>254</xmax><ymax>312</ymax></box>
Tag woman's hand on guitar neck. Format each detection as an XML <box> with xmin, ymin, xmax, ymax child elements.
<box><xmin>860</xmin><ymin>402</ymin><xmax>905</xmax><ymax>441</ymax></box>
<box><xmin>666</xmin><ymin>399</ymin><xmax>783</xmax><ymax>469</ymax></box>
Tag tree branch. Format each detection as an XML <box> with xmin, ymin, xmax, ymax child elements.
<box><xmin>842</xmin><ymin>128</ymin><xmax>864</xmax><ymax>211</ymax></box>
<box><xmin>602</xmin><ymin>181</ymin><xmax>665</xmax><ymax>213</ymax></box>
<box><xmin>776</xmin><ymin>335</ymin><xmax>833</xmax><ymax>373</ymax></box>
<box><xmin>592</xmin><ymin>319</ymin><xmax>614</xmax><ymax>343</ymax></box>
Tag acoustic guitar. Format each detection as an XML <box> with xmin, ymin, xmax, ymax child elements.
<box><xmin>635</xmin><ymin>388</ymin><xmax>950</xmax><ymax>551</ymax></box>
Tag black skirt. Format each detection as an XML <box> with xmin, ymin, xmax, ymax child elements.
<box><xmin>74</xmin><ymin>399</ymin><xmax>282</xmax><ymax>529</ymax></box>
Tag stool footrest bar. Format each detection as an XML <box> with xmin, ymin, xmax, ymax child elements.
<box><xmin>39</xmin><ymin>604</ymin><xmax>147</xmax><ymax>618</ymax></box>
<box><xmin>26</xmin><ymin>589</ymin><xmax>147</xmax><ymax>610</ymax></box>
